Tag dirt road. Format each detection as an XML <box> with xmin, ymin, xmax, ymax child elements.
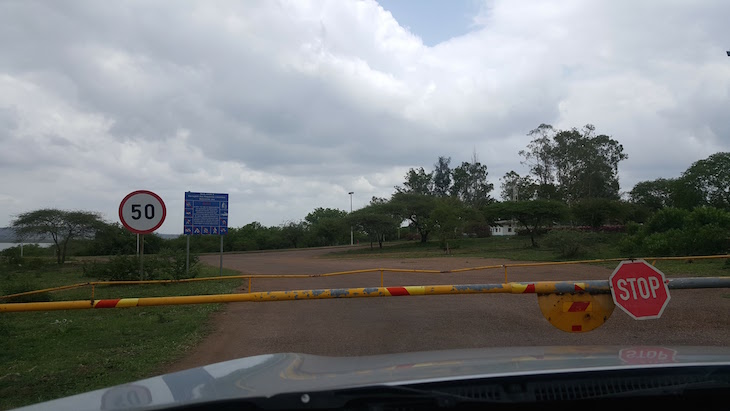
<box><xmin>167</xmin><ymin>247</ymin><xmax>730</xmax><ymax>372</ymax></box>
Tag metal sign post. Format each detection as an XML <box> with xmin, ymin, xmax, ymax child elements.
<box><xmin>119</xmin><ymin>190</ymin><xmax>166</xmax><ymax>281</ymax></box>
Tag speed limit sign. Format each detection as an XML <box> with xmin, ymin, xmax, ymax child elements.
<box><xmin>119</xmin><ymin>190</ymin><xmax>167</xmax><ymax>234</ymax></box>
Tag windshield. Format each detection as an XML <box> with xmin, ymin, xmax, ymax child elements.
<box><xmin>1</xmin><ymin>1</ymin><xmax>729</xmax><ymax>411</ymax></box>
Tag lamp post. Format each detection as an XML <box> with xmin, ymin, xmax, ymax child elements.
<box><xmin>348</xmin><ymin>191</ymin><xmax>354</xmax><ymax>245</ymax></box>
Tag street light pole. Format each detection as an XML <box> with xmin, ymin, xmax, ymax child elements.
<box><xmin>348</xmin><ymin>191</ymin><xmax>354</xmax><ymax>245</ymax></box>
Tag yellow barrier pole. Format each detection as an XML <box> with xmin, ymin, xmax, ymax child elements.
<box><xmin>503</xmin><ymin>265</ymin><xmax>508</xmax><ymax>282</ymax></box>
<box><xmin>0</xmin><ymin>280</ymin><xmax>613</xmax><ymax>313</ymax></box>
<box><xmin>248</xmin><ymin>277</ymin><xmax>252</xmax><ymax>293</ymax></box>
<box><xmin>0</xmin><ymin>283</ymin><xmax>89</xmax><ymax>300</ymax></box>
<box><xmin>380</xmin><ymin>269</ymin><xmax>384</xmax><ymax>287</ymax></box>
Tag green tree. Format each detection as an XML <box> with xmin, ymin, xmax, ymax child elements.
<box><xmin>12</xmin><ymin>209</ymin><xmax>105</xmax><ymax>264</ymax></box>
<box><xmin>520</xmin><ymin>123</ymin><xmax>558</xmax><ymax>199</ymax></box>
<box><xmin>388</xmin><ymin>192</ymin><xmax>438</xmax><ymax>243</ymax></box>
<box><xmin>500</xmin><ymin>171</ymin><xmax>537</xmax><ymax>201</ymax></box>
<box><xmin>486</xmin><ymin>200</ymin><xmax>568</xmax><ymax>247</ymax></box>
<box><xmin>552</xmin><ymin>125</ymin><xmax>627</xmax><ymax>202</ymax></box>
<box><xmin>348</xmin><ymin>200</ymin><xmax>400</xmax><ymax>249</ymax></box>
<box><xmin>570</xmin><ymin>198</ymin><xmax>626</xmax><ymax>229</ymax></box>
<box><xmin>629</xmin><ymin>178</ymin><xmax>679</xmax><ymax>211</ymax></box>
<box><xmin>682</xmin><ymin>152</ymin><xmax>730</xmax><ymax>210</ymax></box>
<box><xmin>451</xmin><ymin>152</ymin><xmax>494</xmax><ymax>208</ymax></box>
<box><xmin>520</xmin><ymin>124</ymin><xmax>627</xmax><ymax>203</ymax></box>
<box><xmin>396</xmin><ymin>167</ymin><xmax>433</xmax><ymax>195</ymax></box>
<box><xmin>304</xmin><ymin>207</ymin><xmax>348</xmax><ymax>246</ymax></box>
<box><xmin>432</xmin><ymin>156</ymin><xmax>452</xmax><ymax>197</ymax></box>
<box><xmin>280</xmin><ymin>220</ymin><xmax>306</xmax><ymax>248</ymax></box>
<box><xmin>431</xmin><ymin>197</ymin><xmax>468</xmax><ymax>251</ymax></box>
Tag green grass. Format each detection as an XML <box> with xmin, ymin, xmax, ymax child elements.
<box><xmin>332</xmin><ymin>234</ymin><xmax>623</xmax><ymax>261</ymax></box>
<box><xmin>0</xmin><ymin>261</ymin><xmax>243</xmax><ymax>411</ymax></box>
<box><xmin>329</xmin><ymin>234</ymin><xmax>730</xmax><ymax>278</ymax></box>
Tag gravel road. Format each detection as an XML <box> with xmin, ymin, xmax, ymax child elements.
<box><xmin>166</xmin><ymin>247</ymin><xmax>730</xmax><ymax>372</ymax></box>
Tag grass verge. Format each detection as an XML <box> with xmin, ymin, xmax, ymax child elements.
<box><xmin>0</xmin><ymin>261</ymin><xmax>243</xmax><ymax>411</ymax></box>
<box><xmin>328</xmin><ymin>235</ymin><xmax>730</xmax><ymax>278</ymax></box>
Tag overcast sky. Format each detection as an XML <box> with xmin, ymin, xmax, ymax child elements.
<box><xmin>1</xmin><ymin>0</ymin><xmax>729</xmax><ymax>234</ymax></box>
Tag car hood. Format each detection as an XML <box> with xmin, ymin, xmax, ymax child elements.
<box><xmin>16</xmin><ymin>345</ymin><xmax>730</xmax><ymax>411</ymax></box>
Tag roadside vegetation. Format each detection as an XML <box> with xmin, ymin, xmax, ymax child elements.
<box><xmin>0</xmin><ymin>257</ymin><xmax>243</xmax><ymax>411</ymax></box>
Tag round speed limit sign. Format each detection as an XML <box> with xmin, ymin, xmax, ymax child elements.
<box><xmin>119</xmin><ymin>190</ymin><xmax>167</xmax><ymax>234</ymax></box>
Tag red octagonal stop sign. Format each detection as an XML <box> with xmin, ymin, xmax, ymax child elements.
<box><xmin>609</xmin><ymin>260</ymin><xmax>671</xmax><ymax>320</ymax></box>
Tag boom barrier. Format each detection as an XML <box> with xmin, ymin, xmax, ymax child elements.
<box><xmin>3</xmin><ymin>255</ymin><xmax>728</xmax><ymax>302</ymax></box>
<box><xmin>2</xmin><ymin>256</ymin><xmax>729</xmax><ymax>333</ymax></box>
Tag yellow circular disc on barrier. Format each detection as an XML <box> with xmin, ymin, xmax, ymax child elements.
<box><xmin>537</xmin><ymin>293</ymin><xmax>615</xmax><ymax>333</ymax></box>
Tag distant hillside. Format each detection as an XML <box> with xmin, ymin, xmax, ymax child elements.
<box><xmin>0</xmin><ymin>227</ymin><xmax>52</xmax><ymax>243</ymax></box>
<box><xmin>0</xmin><ymin>227</ymin><xmax>18</xmax><ymax>242</ymax></box>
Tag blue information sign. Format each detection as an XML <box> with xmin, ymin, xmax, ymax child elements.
<box><xmin>184</xmin><ymin>192</ymin><xmax>229</xmax><ymax>236</ymax></box>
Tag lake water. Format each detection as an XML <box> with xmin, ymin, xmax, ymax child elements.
<box><xmin>0</xmin><ymin>242</ymin><xmax>53</xmax><ymax>251</ymax></box>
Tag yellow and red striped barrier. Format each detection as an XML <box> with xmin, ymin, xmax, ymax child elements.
<box><xmin>0</xmin><ymin>280</ymin><xmax>616</xmax><ymax>313</ymax></box>
<box><xmin>2</xmin><ymin>255</ymin><xmax>728</xmax><ymax>303</ymax></box>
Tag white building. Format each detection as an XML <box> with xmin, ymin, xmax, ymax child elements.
<box><xmin>490</xmin><ymin>220</ymin><xmax>518</xmax><ymax>236</ymax></box>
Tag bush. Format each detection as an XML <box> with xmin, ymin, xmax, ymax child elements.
<box><xmin>82</xmin><ymin>255</ymin><xmax>143</xmax><ymax>281</ymax></box>
<box><xmin>1</xmin><ymin>281</ymin><xmax>52</xmax><ymax>303</ymax></box>
<box><xmin>156</xmin><ymin>248</ymin><xmax>200</xmax><ymax>280</ymax></box>
<box><xmin>543</xmin><ymin>230</ymin><xmax>599</xmax><ymax>258</ymax></box>
<box><xmin>624</xmin><ymin>207</ymin><xmax>730</xmax><ymax>256</ymax></box>
<box><xmin>81</xmin><ymin>251</ymin><xmax>200</xmax><ymax>281</ymax></box>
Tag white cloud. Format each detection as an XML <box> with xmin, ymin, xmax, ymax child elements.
<box><xmin>1</xmin><ymin>0</ymin><xmax>729</xmax><ymax>232</ymax></box>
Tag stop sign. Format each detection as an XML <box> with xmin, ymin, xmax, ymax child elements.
<box><xmin>609</xmin><ymin>260</ymin><xmax>671</xmax><ymax>320</ymax></box>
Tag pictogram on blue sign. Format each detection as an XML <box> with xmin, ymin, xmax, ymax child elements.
<box><xmin>184</xmin><ymin>192</ymin><xmax>229</xmax><ymax>236</ymax></box>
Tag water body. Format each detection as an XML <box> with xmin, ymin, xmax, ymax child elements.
<box><xmin>0</xmin><ymin>242</ymin><xmax>53</xmax><ymax>251</ymax></box>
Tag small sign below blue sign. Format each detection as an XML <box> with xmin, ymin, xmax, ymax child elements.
<box><xmin>184</xmin><ymin>192</ymin><xmax>229</xmax><ymax>236</ymax></box>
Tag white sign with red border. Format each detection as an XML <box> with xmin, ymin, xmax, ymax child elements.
<box><xmin>119</xmin><ymin>190</ymin><xmax>167</xmax><ymax>234</ymax></box>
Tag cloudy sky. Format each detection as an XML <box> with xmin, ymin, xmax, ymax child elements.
<box><xmin>1</xmin><ymin>0</ymin><xmax>729</xmax><ymax>234</ymax></box>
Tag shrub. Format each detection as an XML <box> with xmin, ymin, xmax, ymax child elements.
<box><xmin>156</xmin><ymin>248</ymin><xmax>200</xmax><ymax>280</ymax></box>
<box><xmin>81</xmin><ymin>251</ymin><xmax>200</xmax><ymax>281</ymax></box>
<box><xmin>543</xmin><ymin>230</ymin><xmax>598</xmax><ymax>258</ymax></box>
<box><xmin>624</xmin><ymin>207</ymin><xmax>730</xmax><ymax>256</ymax></box>
<box><xmin>1</xmin><ymin>281</ymin><xmax>52</xmax><ymax>303</ymax></box>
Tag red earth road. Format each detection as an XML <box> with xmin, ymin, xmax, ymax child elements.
<box><xmin>167</xmin><ymin>247</ymin><xmax>730</xmax><ymax>372</ymax></box>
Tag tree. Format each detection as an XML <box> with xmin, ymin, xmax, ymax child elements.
<box><xmin>500</xmin><ymin>171</ymin><xmax>537</xmax><ymax>201</ymax></box>
<box><xmin>570</xmin><ymin>198</ymin><xmax>627</xmax><ymax>229</ymax></box>
<box><xmin>551</xmin><ymin>125</ymin><xmax>627</xmax><ymax>202</ymax></box>
<box><xmin>520</xmin><ymin>124</ymin><xmax>557</xmax><ymax>199</ymax></box>
<box><xmin>12</xmin><ymin>209</ymin><xmax>105</xmax><ymax>264</ymax></box>
<box><xmin>304</xmin><ymin>207</ymin><xmax>348</xmax><ymax>246</ymax></box>
<box><xmin>280</xmin><ymin>220</ymin><xmax>306</xmax><ymax>248</ymax></box>
<box><xmin>486</xmin><ymin>200</ymin><xmax>567</xmax><ymax>247</ymax></box>
<box><xmin>388</xmin><ymin>192</ymin><xmax>438</xmax><ymax>243</ymax></box>
<box><xmin>396</xmin><ymin>167</ymin><xmax>433</xmax><ymax>195</ymax></box>
<box><xmin>76</xmin><ymin>222</ymin><xmax>136</xmax><ymax>256</ymax></box>
<box><xmin>682</xmin><ymin>152</ymin><xmax>730</xmax><ymax>210</ymax></box>
<box><xmin>629</xmin><ymin>178</ymin><xmax>679</xmax><ymax>211</ymax></box>
<box><xmin>431</xmin><ymin>197</ymin><xmax>468</xmax><ymax>252</ymax></box>
<box><xmin>348</xmin><ymin>200</ymin><xmax>401</xmax><ymax>249</ymax></box>
<box><xmin>519</xmin><ymin>124</ymin><xmax>627</xmax><ymax>203</ymax></box>
<box><xmin>451</xmin><ymin>152</ymin><xmax>494</xmax><ymax>208</ymax></box>
<box><xmin>432</xmin><ymin>156</ymin><xmax>452</xmax><ymax>197</ymax></box>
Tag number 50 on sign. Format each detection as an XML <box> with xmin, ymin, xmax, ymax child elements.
<box><xmin>119</xmin><ymin>190</ymin><xmax>167</xmax><ymax>234</ymax></box>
